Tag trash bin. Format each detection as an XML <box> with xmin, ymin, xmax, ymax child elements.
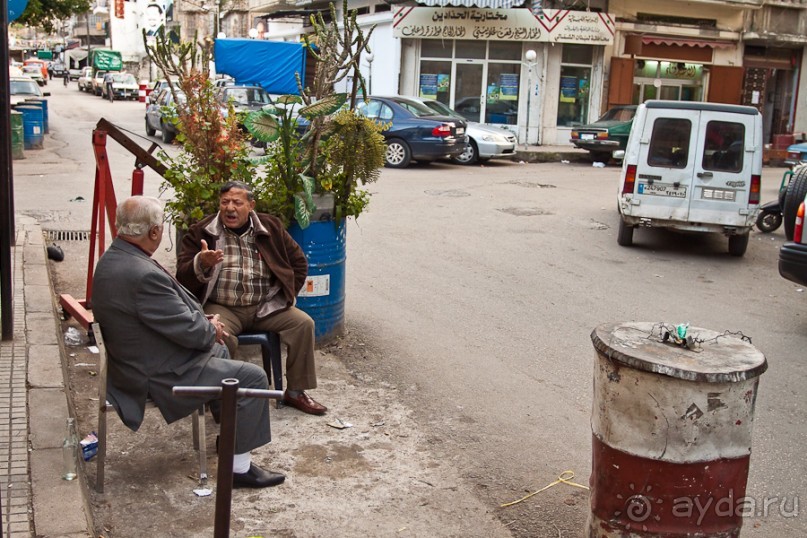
<box><xmin>588</xmin><ymin>322</ymin><xmax>767</xmax><ymax>537</ymax></box>
<box><xmin>139</xmin><ymin>81</ymin><xmax>148</xmax><ymax>103</ymax></box>
<box><xmin>23</xmin><ymin>98</ymin><xmax>49</xmax><ymax>134</ymax></box>
<box><xmin>13</xmin><ymin>105</ymin><xmax>44</xmax><ymax>149</ymax></box>
<box><xmin>10</xmin><ymin>111</ymin><xmax>25</xmax><ymax>160</ymax></box>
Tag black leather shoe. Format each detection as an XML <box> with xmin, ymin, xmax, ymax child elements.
<box><xmin>232</xmin><ymin>463</ymin><xmax>285</xmax><ymax>488</ymax></box>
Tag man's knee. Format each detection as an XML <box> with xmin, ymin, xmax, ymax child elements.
<box><xmin>238</xmin><ymin>362</ymin><xmax>269</xmax><ymax>390</ymax></box>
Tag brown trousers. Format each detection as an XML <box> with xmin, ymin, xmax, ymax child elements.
<box><xmin>203</xmin><ymin>303</ymin><xmax>317</xmax><ymax>390</ymax></box>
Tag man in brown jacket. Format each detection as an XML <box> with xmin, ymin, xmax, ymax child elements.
<box><xmin>176</xmin><ymin>181</ymin><xmax>327</xmax><ymax>415</ymax></box>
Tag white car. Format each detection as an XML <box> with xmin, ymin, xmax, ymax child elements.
<box><xmin>77</xmin><ymin>67</ymin><xmax>94</xmax><ymax>91</ymax></box>
<box><xmin>102</xmin><ymin>73</ymin><xmax>139</xmax><ymax>100</ymax></box>
<box><xmin>9</xmin><ymin>76</ymin><xmax>48</xmax><ymax>106</ymax></box>
<box><xmin>21</xmin><ymin>65</ymin><xmax>46</xmax><ymax>87</ymax></box>
<box><xmin>408</xmin><ymin>96</ymin><xmax>517</xmax><ymax>165</ymax></box>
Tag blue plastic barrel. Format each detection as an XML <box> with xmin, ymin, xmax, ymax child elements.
<box><xmin>13</xmin><ymin>106</ymin><xmax>44</xmax><ymax>149</ymax></box>
<box><xmin>23</xmin><ymin>98</ymin><xmax>49</xmax><ymax>134</ymax></box>
<box><xmin>288</xmin><ymin>220</ymin><xmax>346</xmax><ymax>344</ymax></box>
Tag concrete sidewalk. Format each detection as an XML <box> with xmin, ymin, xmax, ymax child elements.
<box><xmin>0</xmin><ymin>142</ymin><xmax>585</xmax><ymax>538</ymax></box>
<box><xmin>1</xmin><ymin>217</ymin><xmax>91</xmax><ymax>537</ymax></box>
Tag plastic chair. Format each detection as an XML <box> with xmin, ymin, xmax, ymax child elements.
<box><xmin>237</xmin><ymin>332</ymin><xmax>283</xmax><ymax>398</ymax></box>
<box><xmin>92</xmin><ymin>322</ymin><xmax>207</xmax><ymax>493</ymax></box>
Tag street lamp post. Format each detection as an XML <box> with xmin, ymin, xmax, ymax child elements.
<box><xmin>524</xmin><ymin>49</ymin><xmax>537</xmax><ymax>148</ymax></box>
<box><xmin>365</xmin><ymin>52</ymin><xmax>374</xmax><ymax>95</ymax></box>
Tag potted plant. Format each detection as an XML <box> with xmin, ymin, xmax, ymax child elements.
<box><xmin>241</xmin><ymin>1</ymin><xmax>386</xmax><ymax>342</ymax></box>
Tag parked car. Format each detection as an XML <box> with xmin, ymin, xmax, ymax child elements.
<box><xmin>22</xmin><ymin>59</ymin><xmax>48</xmax><ymax>81</ymax></box>
<box><xmin>91</xmin><ymin>70</ymin><xmax>108</xmax><ymax>96</ymax></box>
<box><xmin>21</xmin><ymin>65</ymin><xmax>46</xmax><ymax>87</ymax></box>
<box><xmin>408</xmin><ymin>96</ymin><xmax>516</xmax><ymax>165</ymax></box>
<box><xmin>785</xmin><ymin>140</ymin><xmax>807</xmax><ymax>166</ymax></box>
<box><xmin>68</xmin><ymin>67</ymin><xmax>83</xmax><ymax>81</ymax></box>
<box><xmin>9</xmin><ymin>76</ymin><xmax>49</xmax><ymax>106</ymax></box>
<box><xmin>570</xmin><ymin>105</ymin><xmax>637</xmax><ymax>162</ymax></box>
<box><xmin>145</xmin><ymin>88</ymin><xmax>185</xmax><ymax>143</ymax></box>
<box><xmin>216</xmin><ymin>85</ymin><xmax>273</xmax><ymax>117</ymax></box>
<box><xmin>617</xmin><ymin>100</ymin><xmax>763</xmax><ymax>257</ymax></box>
<box><xmin>50</xmin><ymin>61</ymin><xmax>67</xmax><ymax>79</ymax></box>
<box><xmin>354</xmin><ymin>96</ymin><xmax>468</xmax><ymax>168</ymax></box>
<box><xmin>213</xmin><ymin>75</ymin><xmax>235</xmax><ymax>88</ymax></box>
<box><xmin>102</xmin><ymin>72</ymin><xmax>139</xmax><ymax>100</ymax></box>
<box><xmin>77</xmin><ymin>67</ymin><xmax>94</xmax><ymax>91</ymax></box>
<box><xmin>147</xmin><ymin>79</ymin><xmax>179</xmax><ymax>104</ymax></box>
<box><xmin>779</xmin><ymin>176</ymin><xmax>807</xmax><ymax>286</ymax></box>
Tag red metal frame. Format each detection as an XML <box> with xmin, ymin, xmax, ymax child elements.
<box><xmin>59</xmin><ymin>126</ymin><xmax>150</xmax><ymax>331</ymax></box>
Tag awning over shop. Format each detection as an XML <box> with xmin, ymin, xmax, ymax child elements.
<box><xmin>414</xmin><ymin>0</ymin><xmax>525</xmax><ymax>8</ymax></box>
<box><xmin>641</xmin><ymin>36</ymin><xmax>734</xmax><ymax>49</ymax></box>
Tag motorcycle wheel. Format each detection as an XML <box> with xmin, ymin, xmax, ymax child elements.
<box><xmin>756</xmin><ymin>210</ymin><xmax>783</xmax><ymax>233</ymax></box>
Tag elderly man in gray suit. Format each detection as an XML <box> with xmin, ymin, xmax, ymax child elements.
<box><xmin>92</xmin><ymin>195</ymin><xmax>283</xmax><ymax>488</ymax></box>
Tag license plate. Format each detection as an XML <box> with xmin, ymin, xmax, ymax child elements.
<box><xmin>581</xmin><ymin>133</ymin><xmax>595</xmax><ymax>140</ymax></box>
<box><xmin>638</xmin><ymin>182</ymin><xmax>687</xmax><ymax>198</ymax></box>
<box><xmin>456</xmin><ymin>128</ymin><xmax>465</xmax><ymax>135</ymax></box>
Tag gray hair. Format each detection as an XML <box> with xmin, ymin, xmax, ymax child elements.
<box><xmin>116</xmin><ymin>196</ymin><xmax>164</xmax><ymax>237</ymax></box>
<box><xmin>220</xmin><ymin>181</ymin><xmax>254</xmax><ymax>201</ymax></box>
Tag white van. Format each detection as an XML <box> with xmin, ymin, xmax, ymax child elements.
<box><xmin>616</xmin><ymin>100</ymin><xmax>763</xmax><ymax>256</ymax></box>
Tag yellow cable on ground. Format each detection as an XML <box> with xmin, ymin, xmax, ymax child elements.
<box><xmin>500</xmin><ymin>470</ymin><xmax>590</xmax><ymax>508</ymax></box>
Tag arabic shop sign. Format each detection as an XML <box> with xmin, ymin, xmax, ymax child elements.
<box><xmin>393</xmin><ymin>7</ymin><xmax>614</xmax><ymax>44</ymax></box>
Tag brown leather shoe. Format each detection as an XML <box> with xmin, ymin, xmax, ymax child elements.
<box><xmin>282</xmin><ymin>391</ymin><xmax>327</xmax><ymax>415</ymax></box>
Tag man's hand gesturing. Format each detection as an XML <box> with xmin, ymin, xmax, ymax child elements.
<box><xmin>199</xmin><ymin>239</ymin><xmax>224</xmax><ymax>270</ymax></box>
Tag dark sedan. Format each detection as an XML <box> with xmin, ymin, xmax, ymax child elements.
<box><xmin>145</xmin><ymin>88</ymin><xmax>185</xmax><ymax>143</ymax></box>
<box><xmin>570</xmin><ymin>105</ymin><xmax>637</xmax><ymax>163</ymax></box>
<box><xmin>355</xmin><ymin>96</ymin><xmax>468</xmax><ymax>168</ymax></box>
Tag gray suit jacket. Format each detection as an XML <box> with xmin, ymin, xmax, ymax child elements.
<box><xmin>92</xmin><ymin>238</ymin><xmax>222</xmax><ymax>430</ymax></box>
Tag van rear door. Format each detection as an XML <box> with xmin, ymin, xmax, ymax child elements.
<box><xmin>634</xmin><ymin>107</ymin><xmax>700</xmax><ymax>222</ymax></box>
<box><xmin>688</xmin><ymin>113</ymin><xmax>757</xmax><ymax>227</ymax></box>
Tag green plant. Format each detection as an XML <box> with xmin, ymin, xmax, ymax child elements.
<box><xmin>245</xmin><ymin>0</ymin><xmax>385</xmax><ymax>227</ymax></box>
<box><xmin>144</xmin><ymin>30</ymin><xmax>255</xmax><ymax>230</ymax></box>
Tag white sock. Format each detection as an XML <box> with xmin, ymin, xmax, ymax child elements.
<box><xmin>233</xmin><ymin>452</ymin><xmax>251</xmax><ymax>474</ymax></box>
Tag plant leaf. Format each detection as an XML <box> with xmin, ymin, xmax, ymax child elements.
<box><xmin>294</xmin><ymin>195</ymin><xmax>311</xmax><ymax>229</ymax></box>
<box><xmin>300</xmin><ymin>94</ymin><xmax>348</xmax><ymax>119</ymax></box>
<box><xmin>245</xmin><ymin>110</ymin><xmax>280</xmax><ymax>143</ymax></box>
<box><xmin>275</xmin><ymin>94</ymin><xmax>303</xmax><ymax>106</ymax></box>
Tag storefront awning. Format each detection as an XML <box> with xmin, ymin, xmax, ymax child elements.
<box><xmin>414</xmin><ymin>0</ymin><xmax>526</xmax><ymax>8</ymax></box>
<box><xmin>641</xmin><ymin>36</ymin><xmax>734</xmax><ymax>49</ymax></box>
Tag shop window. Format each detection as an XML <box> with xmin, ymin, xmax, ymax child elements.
<box><xmin>419</xmin><ymin>61</ymin><xmax>452</xmax><ymax>105</ymax></box>
<box><xmin>557</xmin><ymin>45</ymin><xmax>593</xmax><ymax>127</ymax></box>
<box><xmin>422</xmin><ymin>40</ymin><xmax>452</xmax><ymax>58</ymax></box>
<box><xmin>486</xmin><ymin>63</ymin><xmax>520</xmax><ymax>124</ymax></box>
<box><xmin>489</xmin><ymin>41</ymin><xmax>522</xmax><ymax>61</ymax></box>
<box><xmin>648</xmin><ymin>118</ymin><xmax>691</xmax><ymax>168</ymax></box>
<box><xmin>455</xmin><ymin>40</ymin><xmax>486</xmax><ymax>59</ymax></box>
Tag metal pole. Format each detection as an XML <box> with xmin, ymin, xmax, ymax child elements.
<box><xmin>1</xmin><ymin>0</ymin><xmax>16</xmax><ymax>341</ymax></box>
<box><xmin>525</xmin><ymin>65</ymin><xmax>532</xmax><ymax>149</ymax></box>
<box><xmin>214</xmin><ymin>378</ymin><xmax>238</xmax><ymax>538</ymax></box>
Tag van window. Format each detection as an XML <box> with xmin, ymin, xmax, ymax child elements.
<box><xmin>703</xmin><ymin>121</ymin><xmax>744</xmax><ymax>173</ymax></box>
<box><xmin>648</xmin><ymin>118</ymin><xmax>691</xmax><ymax>168</ymax></box>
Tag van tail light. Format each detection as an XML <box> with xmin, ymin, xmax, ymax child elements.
<box><xmin>749</xmin><ymin>174</ymin><xmax>761</xmax><ymax>205</ymax></box>
<box><xmin>622</xmin><ymin>164</ymin><xmax>637</xmax><ymax>195</ymax></box>
<box><xmin>432</xmin><ymin>124</ymin><xmax>452</xmax><ymax>138</ymax></box>
<box><xmin>795</xmin><ymin>202</ymin><xmax>805</xmax><ymax>243</ymax></box>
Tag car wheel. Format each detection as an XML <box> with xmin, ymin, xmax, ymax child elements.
<box><xmin>385</xmin><ymin>139</ymin><xmax>411</xmax><ymax>168</ymax></box>
<box><xmin>161</xmin><ymin>123</ymin><xmax>175</xmax><ymax>143</ymax></box>
<box><xmin>617</xmin><ymin>219</ymin><xmax>634</xmax><ymax>247</ymax></box>
<box><xmin>145</xmin><ymin>119</ymin><xmax>156</xmax><ymax>137</ymax></box>
<box><xmin>453</xmin><ymin>139</ymin><xmax>479</xmax><ymax>165</ymax></box>
<box><xmin>783</xmin><ymin>166</ymin><xmax>807</xmax><ymax>240</ymax></box>
<box><xmin>728</xmin><ymin>233</ymin><xmax>749</xmax><ymax>257</ymax></box>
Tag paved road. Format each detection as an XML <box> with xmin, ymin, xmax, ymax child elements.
<box><xmin>13</xmin><ymin>81</ymin><xmax>806</xmax><ymax>536</ymax></box>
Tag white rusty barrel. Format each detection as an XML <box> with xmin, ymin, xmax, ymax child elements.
<box><xmin>588</xmin><ymin>322</ymin><xmax>767</xmax><ymax>537</ymax></box>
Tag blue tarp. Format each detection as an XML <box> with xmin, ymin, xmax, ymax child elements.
<box><xmin>214</xmin><ymin>39</ymin><xmax>306</xmax><ymax>95</ymax></box>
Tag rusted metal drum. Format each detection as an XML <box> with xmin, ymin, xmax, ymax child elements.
<box><xmin>589</xmin><ymin>322</ymin><xmax>767</xmax><ymax>537</ymax></box>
